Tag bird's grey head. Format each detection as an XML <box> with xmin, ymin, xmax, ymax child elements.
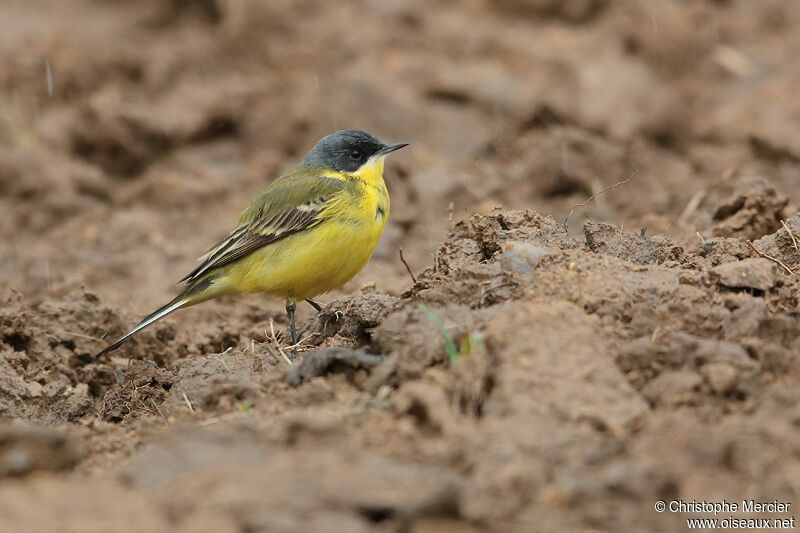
<box><xmin>303</xmin><ymin>129</ymin><xmax>397</xmax><ymax>173</ymax></box>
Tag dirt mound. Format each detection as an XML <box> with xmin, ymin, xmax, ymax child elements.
<box><xmin>6</xmin><ymin>207</ymin><xmax>799</xmax><ymax>530</ymax></box>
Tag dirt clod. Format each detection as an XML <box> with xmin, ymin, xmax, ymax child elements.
<box><xmin>499</xmin><ymin>241</ymin><xmax>554</xmax><ymax>273</ymax></box>
<box><xmin>0</xmin><ymin>425</ymin><xmax>82</xmax><ymax>477</ymax></box>
<box><xmin>286</xmin><ymin>348</ymin><xmax>383</xmax><ymax>387</ymax></box>
<box><xmin>712</xmin><ymin>187</ymin><xmax>789</xmax><ymax>240</ymax></box>
<box><xmin>710</xmin><ymin>257</ymin><xmax>778</xmax><ymax>292</ymax></box>
<box><xmin>585</xmin><ymin>221</ymin><xmax>681</xmax><ymax>265</ymax></box>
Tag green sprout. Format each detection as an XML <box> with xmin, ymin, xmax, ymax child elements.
<box><xmin>417</xmin><ymin>303</ymin><xmax>485</xmax><ymax>365</ymax></box>
<box><xmin>234</xmin><ymin>399</ymin><xmax>251</xmax><ymax>413</ymax></box>
<box><xmin>459</xmin><ymin>330</ymin><xmax>486</xmax><ymax>358</ymax></box>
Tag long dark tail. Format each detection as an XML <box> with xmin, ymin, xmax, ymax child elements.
<box><xmin>95</xmin><ymin>296</ymin><xmax>189</xmax><ymax>359</ymax></box>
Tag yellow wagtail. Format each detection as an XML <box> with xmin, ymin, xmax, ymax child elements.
<box><xmin>95</xmin><ymin>129</ymin><xmax>408</xmax><ymax>358</ymax></box>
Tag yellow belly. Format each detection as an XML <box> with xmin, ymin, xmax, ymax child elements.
<box><xmin>218</xmin><ymin>209</ymin><xmax>387</xmax><ymax>301</ymax></box>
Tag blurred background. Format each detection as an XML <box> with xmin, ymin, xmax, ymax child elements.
<box><xmin>2</xmin><ymin>0</ymin><xmax>798</xmax><ymax>312</ymax></box>
<box><xmin>2</xmin><ymin>0</ymin><xmax>800</xmax><ymax>530</ymax></box>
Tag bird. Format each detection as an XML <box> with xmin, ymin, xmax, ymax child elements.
<box><xmin>94</xmin><ymin>129</ymin><xmax>408</xmax><ymax>359</ymax></box>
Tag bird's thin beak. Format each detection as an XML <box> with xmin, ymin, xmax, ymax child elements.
<box><xmin>378</xmin><ymin>142</ymin><xmax>409</xmax><ymax>156</ymax></box>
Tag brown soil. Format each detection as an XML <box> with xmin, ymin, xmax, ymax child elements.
<box><xmin>2</xmin><ymin>1</ymin><xmax>800</xmax><ymax>531</ymax></box>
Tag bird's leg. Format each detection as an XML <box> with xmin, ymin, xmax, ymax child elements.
<box><xmin>285</xmin><ymin>297</ymin><xmax>298</xmax><ymax>345</ymax></box>
<box><xmin>305</xmin><ymin>298</ymin><xmax>322</xmax><ymax>312</ymax></box>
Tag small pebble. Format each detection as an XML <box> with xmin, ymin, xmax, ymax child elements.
<box><xmin>499</xmin><ymin>241</ymin><xmax>554</xmax><ymax>273</ymax></box>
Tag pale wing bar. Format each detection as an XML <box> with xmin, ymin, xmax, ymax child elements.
<box><xmin>181</xmin><ymin>197</ymin><xmax>329</xmax><ymax>284</ymax></box>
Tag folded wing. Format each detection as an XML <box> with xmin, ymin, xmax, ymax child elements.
<box><xmin>181</xmin><ymin>174</ymin><xmax>347</xmax><ymax>284</ymax></box>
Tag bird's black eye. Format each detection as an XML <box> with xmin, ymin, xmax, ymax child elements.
<box><xmin>350</xmin><ymin>150</ymin><xmax>361</xmax><ymax>161</ymax></box>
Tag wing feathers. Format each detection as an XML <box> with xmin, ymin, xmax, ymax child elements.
<box><xmin>181</xmin><ymin>191</ymin><xmax>334</xmax><ymax>284</ymax></box>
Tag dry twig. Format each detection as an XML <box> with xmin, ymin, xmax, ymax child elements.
<box><xmin>206</xmin><ymin>350</ymin><xmax>232</xmax><ymax>372</ymax></box>
<box><xmin>447</xmin><ymin>201</ymin><xmax>455</xmax><ymax>232</ymax></box>
<box><xmin>150</xmin><ymin>399</ymin><xmax>169</xmax><ymax>424</ymax></box>
<box><xmin>677</xmin><ymin>190</ymin><xmax>706</xmax><ymax>224</ymax></box>
<box><xmin>59</xmin><ymin>330</ymin><xmax>105</xmax><ymax>342</ymax></box>
<box><xmin>399</xmin><ymin>248</ymin><xmax>417</xmax><ymax>284</ymax></box>
<box><xmin>651</xmin><ymin>326</ymin><xmax>662</xmax><ymax>343</ymax></box>
<box><xmin>781</xmin><ymin>219</ymin><xmax>799</xmax><ymax>252</ymax></box>
<box><xmin>182</xmin><ymin>391</ymin><xmax>194</xmax><ymax>413</ymax></box>
<box><xmin>269</xmin><ymin>319</ymin><xmax>293</xmax><ymax>364</ymax></box>
<box><xmin>746</xmin><ymin>240</ymin><xmax>795</xmax><ymax>276</ymax></box>
<box><xmin>720</xmin><ymin>164</ymin><xmax>738</xmax><ymax>181</ymax></box>
<box><xmin>562</xmin><ymin>171</ymin><xmax>638</xmax><ymax>228</ymax></box>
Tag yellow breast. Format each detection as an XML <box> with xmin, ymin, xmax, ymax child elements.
<box><xmin>220</xmin><ymin>158</ymin><xmax>390</xmax><ymax>300</ymax></box>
